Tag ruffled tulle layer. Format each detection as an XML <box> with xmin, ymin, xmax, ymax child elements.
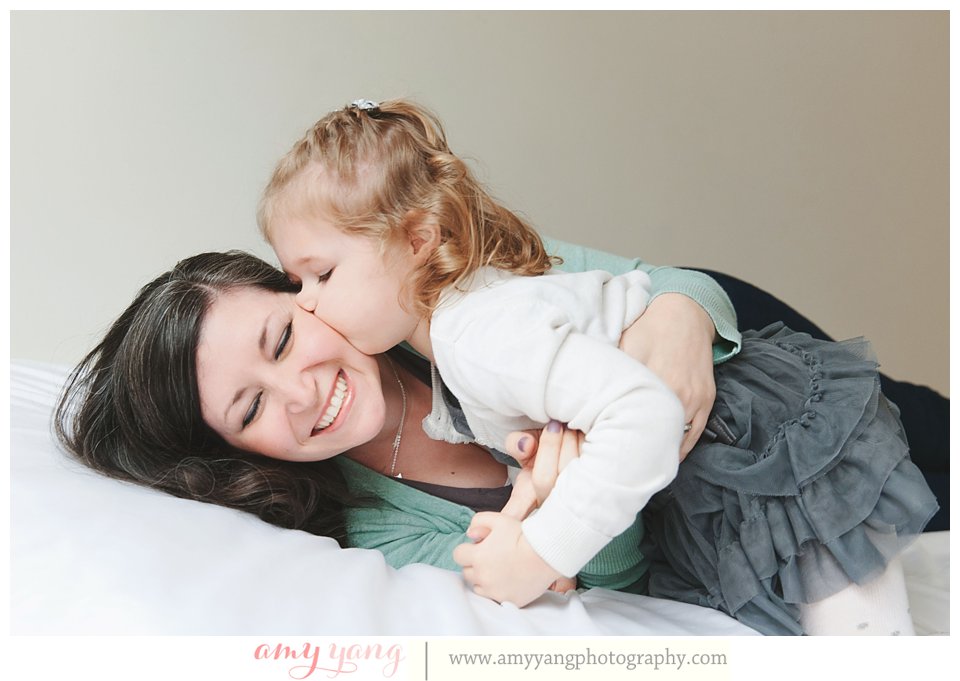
<box><xmin>642</xmin><ymin>323</ymin><xmax>938</xmax><ymax>635</ymax></box>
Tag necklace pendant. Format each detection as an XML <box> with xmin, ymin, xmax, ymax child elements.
<box><xmin>395</xmin><ymin>472</ymin><xmax>403</xmax><ymax>479</ymax></box>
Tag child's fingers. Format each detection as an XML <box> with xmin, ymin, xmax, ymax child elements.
<box><xmin>501</xmin><ymin>470</ymin><xmax>537</xmax><ymax>520</ymax></box>
<box><xmin>456</xmin><ymin>512</ymin><xmax>505</xmax><ymax>576</ymax></box>
<box><xmin>465</xmin><ymin>511</ymin><xmax>502</xmax><ymax>539</ymax></box>
<box><xmin>467</xmin><ymin>523</ymin><xmax>493</xmax><ymax>541</ymax></box>
<box><xmin>470</xmin><ymin>583</ymin><xmax>496</xmax><ymax>602</ymax></box>
<box><xmin>455</xmin><ymin>515</ymin><xmax>497</xmax><ymax>565</ymax></box>
<box><xmin>464</xmin><ymin>526</ymin><xmax>488</xmax><ymax>542</ymax></box>
<box><xmin>452</xmin><ymin>541</ymin><xmax>474</xmax><ymax>568</ymax></box>
<box><xmin>547</xmin><ymin>577</ymin><xmax>577</xmax><ymax>593</ymax></box>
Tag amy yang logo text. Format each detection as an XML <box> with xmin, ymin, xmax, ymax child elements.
<box><xmin>254</xmin><ymin>640</ymin><xmax>405</xmax><ymax>679</ymax></box>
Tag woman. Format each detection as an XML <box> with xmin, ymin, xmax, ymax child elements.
<box><xmin>56</xmin><ymin>244</ymin><xmax>727</xmax><ymax>594</ymax></box>
<box><xmin>55</xmin><ymin>246</ymin><xmax>939</xmax><ymax>634</ymax></box>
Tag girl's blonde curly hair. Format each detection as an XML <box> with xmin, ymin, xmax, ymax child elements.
<box><xmin>257</xmin><ymin>98</ymin><xmax>555</xmax><ymax>317</ymax></box>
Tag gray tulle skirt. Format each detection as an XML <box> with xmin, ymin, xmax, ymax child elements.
<box><xmin>641</xmin><ymin>323</ymin><xmax>939</xmax><ymax>635</ymax></box>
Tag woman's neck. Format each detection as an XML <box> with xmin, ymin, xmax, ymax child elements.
<box><xmin>345</xmin><ymin>351</ymin><xmax>508</xmax><ymax>488</ymax></box>
<box><xmin>344</xmin><ymin>354</ymin><xmax>425</xmax><ymax>475</ymax></box>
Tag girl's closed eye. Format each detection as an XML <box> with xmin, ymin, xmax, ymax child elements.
<box><xmin>317</xmin><ymin>269</ymin><xmax>333</xmax><ymax>284</ymax></box>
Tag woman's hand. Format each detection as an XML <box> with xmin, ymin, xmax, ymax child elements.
<box><xmin>620</xmin><ymin>293</ymin><xmax>717</xmax><ymax>460</ymax></box>
<box><xmin>500</xmin><ymin>422</ymin><xmax>583</xmax><ymax>519</ymax></box>
<box><xmin>483</xmin><ymin>421</ymin><xmax>582</xmax><ymax>594</ymax></box>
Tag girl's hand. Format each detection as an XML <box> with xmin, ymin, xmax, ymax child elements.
<box><xmin>454</xmin><ymin>512</ymin><xmax>565</xmax><ymax>606</ymax></box>
<box><xmin>619</xmin><ymin>293</ymin><xmax>717</xmax><ymax>460</ymax></box>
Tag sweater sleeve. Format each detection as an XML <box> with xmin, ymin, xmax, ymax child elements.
<box><xmin>543</xmin><ymin>235</ymin><xmax>740</xmax><ymax>363</ymax></box>
<box><xmin>340</xmin><ymin>456</ymin><xmax>650</xmax><ymax>589</ymax></box>
<box><xmin>433</xmin><ymin>295</ymin><xmax>685</xmax><ymax>578</ymax></box>
<box><xmin>575</xmin><ymin>517</ymin><xmax>648</xmax><ymax>591</ymax></box>
<box><xmin>339</xmin><ymin>459</ymin><xmax>474</xmax><ymax>572</ymax></box>
<box><xmin>345</xmin><ymin>504</ymin><xmax>468</xmax><ymax>572</ymax></box>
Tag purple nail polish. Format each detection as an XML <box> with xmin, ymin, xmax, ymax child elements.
<box><xmin>547</xmin><ymin>420</ymin><xmax>561</xmax><ymax>433</ymax></box>
<box><xmin>518</xmin><ymin>436</ymin><xmax>530</xmax><ymax>453</ymax></box>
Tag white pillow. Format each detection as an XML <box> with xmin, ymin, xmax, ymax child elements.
<box><xmin>10</xmin><ymin>359</ymin><xmax>760</xmax><ymax>635</ymax></box>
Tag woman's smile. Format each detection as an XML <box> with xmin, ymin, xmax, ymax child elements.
<box><xmin>312</xmin><ymin>369</ymin><xmax>352</xmax><ymax>435</ymax></box>
<box><xmin>196</xmin><ymin>287</ymin><xmax>388</xmax><ymax>462</ymax></box>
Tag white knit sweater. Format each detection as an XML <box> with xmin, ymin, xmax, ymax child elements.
<box><xmin>427</xmin><ymin>267</ymin><xmax>685</xmax><ymax>577</ymax></box>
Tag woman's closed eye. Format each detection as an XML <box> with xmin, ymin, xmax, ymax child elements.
<box><xmin>274</xmin><ymin>322</ymin><xmax>292</xmax><ymax>359</ymax></box>
<box><xmin>241</xmin><ymin>322</ymin><xmax>293</xmax><ymax>429</ymax></box>
<box><xmin>242</xmin><ymin>393</ymin><xmax>262</xmax><ymax>429</ymax></box>
<box><xmin>317</xmin><ymin>269</ymin><xmax>333</xmax><ymax>284</ymax></box>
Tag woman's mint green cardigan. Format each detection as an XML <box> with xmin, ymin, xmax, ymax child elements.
<box><xmin>339</xmin><ymin>237</ymin><xmax>741</xmax><ymax>591</ymax></box>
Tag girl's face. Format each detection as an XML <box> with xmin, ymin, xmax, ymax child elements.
<box><xmin>196</xmin><ymin>286</ymin><xmax>387</xmax><ymax>462</ymax></box>
<box><xmin>270</xmin><ymin>212</ymin><xmax>429</xmax><ymax>356</ymax></box>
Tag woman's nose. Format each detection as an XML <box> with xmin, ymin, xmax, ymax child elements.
<box><xmin>278</xmin><ymin>369</ymin><xmax>317</xmax><ymax>414</ymax></box>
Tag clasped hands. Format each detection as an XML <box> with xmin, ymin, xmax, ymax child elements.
<box><xmin>452</xmin><ymin>422</ymin><xmax>582</xmax><ymax>607</ymax></box>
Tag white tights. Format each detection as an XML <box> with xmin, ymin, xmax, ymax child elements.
<box><xmin>799</xmin><ymin>557</ymin><xmax>914</xmax><ymax>636</ymax></box>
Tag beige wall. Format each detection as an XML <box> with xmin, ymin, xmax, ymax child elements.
<box><xmin>10</xmin><ymin>11</ymin><xmax>949</xmax><ymax>394</ymax></box>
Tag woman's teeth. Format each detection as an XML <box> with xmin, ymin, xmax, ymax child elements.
<box><xmin>314</xmin><ymin>372</ymin><xmax>348</xmax><ymax>432</ymax></box>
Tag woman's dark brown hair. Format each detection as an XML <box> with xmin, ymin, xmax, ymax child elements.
<box><xmin>54</xmin><ymin>250</ymin><xmax>357</xmax><ymax>543</ymax></box>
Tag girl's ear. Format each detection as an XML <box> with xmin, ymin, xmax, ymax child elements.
<box><xmin>406</xmin><ymin>213</ymin><xmax>442</xmax><ymax>260</ymax></box>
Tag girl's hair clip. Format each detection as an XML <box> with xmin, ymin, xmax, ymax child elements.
<box><xmin>350</xmin><ymin>99</ymin><xmax>380</xmax><ymax>111</ymax></box>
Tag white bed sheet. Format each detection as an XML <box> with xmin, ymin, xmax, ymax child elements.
<box><xmin>9</xmin><ymin>360</ymin><xmax>948</xmax><ymax>636</ymax></box>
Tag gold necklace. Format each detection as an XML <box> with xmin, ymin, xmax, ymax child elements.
<box><xmin>385</xmin><ymin>356</ymin><xmax>407</xmax><ymax>478</ymax></box>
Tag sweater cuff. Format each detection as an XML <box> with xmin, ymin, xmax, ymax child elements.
<box><xmin>580</xmin><ymin>517</ymin><xmax>645</xmax><ymax>573</ymax></box>
<box><xmin>521</xmin><ymin>498</ymin><xmax>617</xmax><ymax>578</ymax></box>
<box><xmin>647</xmin><ymin>277</ymin><xmax>742</xmax><ymax>364</ymax></box>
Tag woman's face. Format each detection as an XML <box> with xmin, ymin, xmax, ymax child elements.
<box><xmin>196</xmin><ymin>286</ymin><xmax>387</xmax><ymax>462</ymax></box>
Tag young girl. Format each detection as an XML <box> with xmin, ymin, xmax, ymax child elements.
<box><xmin>257</xmin><ymin>98</ymin><xmax>937</xmax><ymax>634</ymax></box>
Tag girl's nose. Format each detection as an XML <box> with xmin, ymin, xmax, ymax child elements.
<box><xmin>295</xmin><ymin>287</ymin><xmax>316</xmax><ymax>313</ymax></box>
